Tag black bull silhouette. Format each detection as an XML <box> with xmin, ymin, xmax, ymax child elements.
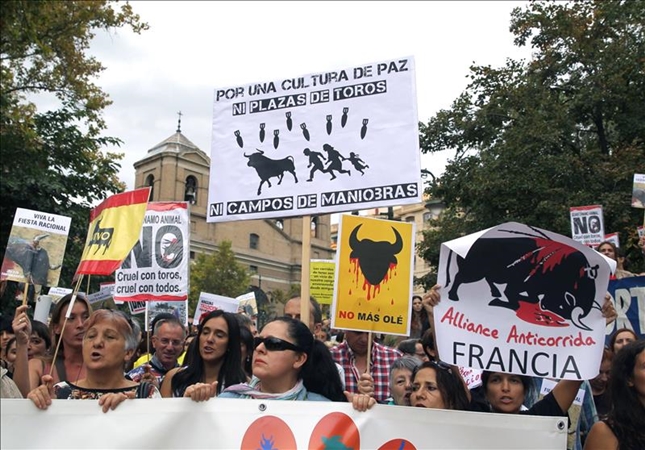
<box><xmin>5</xmin><ymin>234</ymin><xmax>60</xmax><ymax>286</ymax></box>
<box><xmin>446</xmin><ymin>234</ymin><xmax>600</xmax><ymax>330</ymax></box>
<box><xmin>349</xmin><ymin>225</ymin><xmax>403</xmax><ymax>286</ymax></box>
<box><xmin>244</xmin><ymin>149</ymin><xmax>298</xmax><ymax>195</ymax></box>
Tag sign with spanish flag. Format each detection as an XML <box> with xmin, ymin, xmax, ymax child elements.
<box><xmin>331</xmin><ymin>214</ymin><xmax>415</xmax><ymax>335</ymax></box>
<box><xmin>75</xmin><ymin>188</ymin><xmax>150</xmax><ymax>276</ymax></box>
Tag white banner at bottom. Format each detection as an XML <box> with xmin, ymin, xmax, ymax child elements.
<box><xmin>1</xmin><ymin>398</ymin><xmax>566</xmax><ymax>449</ymax></box>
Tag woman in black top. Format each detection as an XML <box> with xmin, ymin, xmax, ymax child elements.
<box><xmin>477</xmin><ymin>371</ymin><xmax>581</xmax><ymax>417</ymax></box>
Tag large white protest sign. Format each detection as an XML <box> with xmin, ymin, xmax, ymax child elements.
<box><xmin>1</xmin><ymin>208</ymin><xmax>71</xmax><ymax>287</ymax></box>
<box><xmin>569</xmin><ymin>205</ymin><xmax>604</xmax><ymax>246</ymax></box>
<box><xmin>195</xmin><ymin>292</ymin><xmax>239</xmax><ymax>324</ymax></box>
<box><xmin>1</xmin><ymin>398</ymin><xmax>566</xmax><ymax>449</ymax></box>
<box><xmin>114</xmin><ymin>202</ymin><xmax>189</xmax><ymax>302</ymax></box>
<box><xmin>207</xmin><ymin>56</ymin><xmax>422</xmax><ymax>222</ymax></box>
<box><xmin>436</xmin><ymin>222</ymin><xmax>615</xmax><ymax>380</ymax></box>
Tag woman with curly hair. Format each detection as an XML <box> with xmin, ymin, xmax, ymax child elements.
<box><xmin>584</xmin><ymin>340</ymin><xmax>645</xmax><ymax>450</ymax></box>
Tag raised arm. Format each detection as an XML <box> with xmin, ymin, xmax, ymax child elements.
<box><xmin>551</xmin><ymin>379</ymin><xmax>583</xmax><ymax>414</ymax></box>
<box><xmin>11</xmin><ymin>305</ymin><xmax>31</xmax><ymax>397</ymax></box>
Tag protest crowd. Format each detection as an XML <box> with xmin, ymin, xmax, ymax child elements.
<box><xmin>1</xmin><ymin>231</ymin><xmax>644</xmax><ymax>449</ymax></box>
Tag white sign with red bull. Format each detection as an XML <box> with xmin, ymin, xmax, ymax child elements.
<box><xmin>207</xmin><ymin>56</ymin><xmax>422</xmax><ymax>222</ymax></box>
<box><xmin>435</xmin><ymin>222</ymin><xmax>616</xmax><ymax>380</ymax></box>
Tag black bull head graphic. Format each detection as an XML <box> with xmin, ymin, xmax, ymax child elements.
<box><xmin>446</xmin><ymin>228</ymin><xmax>601</xmax><ymax>330</ymax></box>
<box><xmin>349</xmin><ymin>224</ymin><xmax>403</xmax><ymax>286</ymax></box>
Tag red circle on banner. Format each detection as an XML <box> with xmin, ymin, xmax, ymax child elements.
<box><xmin>378</xmin><ymin>438</ymin><xmax>418</xmax><ymax>450</ymax></box>
<box><xmin>240</xmin><ymin>416</ymin><xmax>296</xmax><ymax>450</ymax></box>
<box><xmin>308</xmin><ymin>412</ymin><xmax>359</xmax><ymax>450</ymax></box>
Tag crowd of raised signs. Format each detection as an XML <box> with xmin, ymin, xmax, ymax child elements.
<box><xmin>1</xmin><ymin>236</ymin><xmax>644</xmax><ymax>450</ymax></box>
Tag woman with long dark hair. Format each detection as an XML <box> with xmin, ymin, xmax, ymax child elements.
<box><xmin>584</xmin><ymin>340</ymin><xmax>645</xmax><ymax>450</ymax></box>
<box><xmin>160</xmin><ymin>310</ymin><xmax>247</xmax><ymax>399</ymax></box>
<box><xmin>409</xmin><ymin>295</ymin><xmax>430</xmax><ymax>339</ymax></box>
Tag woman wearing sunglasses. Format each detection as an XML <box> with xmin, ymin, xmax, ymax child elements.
<box><xmin>160</xmin><ymin>310</ymin><xmax>247</xmax><ymax>400</ymax></box>
<box><xmin>409</xmin><ymin>360</ymin><xmax>470</xmax><ymax>410</ymax></box>
<box><xmin>219</xmin><ymin>317</ymin><xmax>372</xmax><ymax>409</ymax></box>
<box><xmin>218</xmin><ymin>316</ymin><xmax>334</xmax><ymax>401</ymax></box>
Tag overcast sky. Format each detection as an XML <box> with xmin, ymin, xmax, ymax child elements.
<box><xmin>85</xmin><ymin>1</ymin><xmax>533</xmax><ymax>190</ymax></box>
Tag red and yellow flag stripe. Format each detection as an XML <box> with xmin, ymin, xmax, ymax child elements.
<box><xmin>75</xmin><ymin>188</ymin><xmax>150</xmax><ymax>276</ymax></box>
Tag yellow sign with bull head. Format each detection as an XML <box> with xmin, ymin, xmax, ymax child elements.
<box><xmin>331</xmin><ymin>214</ymin><xmax>415</xmax><ymax>335</ymax></box>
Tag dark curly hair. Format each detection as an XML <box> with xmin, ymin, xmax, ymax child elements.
<box><xmin>605</xmin><ymin>339</ymin><xmax>645</xmax><ymax>450</ymax></box>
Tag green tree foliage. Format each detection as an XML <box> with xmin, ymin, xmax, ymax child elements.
<box><xmin>267</xmin><ymin>284</ymin><xmax>301</xmax><ymax>305</ymax></box>
<box><xmin>188</xmin><ymin>241</ymin><xmax>251</xmax><ymax>315</ymax></box>
<box><xmin>418</xmin><ymin>0</ymin><xmax>645</xmax><ymax>288</ymax></box>
<box><xmin>0</xmin><ymin>1</ymin><xmax>147</xmax><ymax>309</ymax></box>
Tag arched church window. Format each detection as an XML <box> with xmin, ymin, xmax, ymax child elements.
<box><xmin>185</xmin><ymin>176</ymin><xmax>197</xmax><ymax>204</ymax></box>
<box><xmin>311</xmin><ymin>217</ymin><xmax>319</xmax><ymax>238</ymax></box>
<box><xmin>250</xmin><ymin>233</ymin><xmax>259</xmax><ymax>249</ymax></box>
<box><xmin>145</xmin><ymin>174</ymin><xmax>154</xmax><ymax>200</ymax></box>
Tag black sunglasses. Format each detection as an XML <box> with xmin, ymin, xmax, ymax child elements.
<box><xmin>430</xmin><ymin>360</ymin><xmax>454</xmax><ymax>374</ymax></box>
<box><xmin>254</xmin><ymin>336</ymin><xmax>303</xmax><ymax>352</ymax></box>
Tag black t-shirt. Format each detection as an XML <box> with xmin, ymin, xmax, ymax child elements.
<box><xmin>521</xmin><ymin>391</ymin><xmax>566</xmax><ymax>417</ymax></box>
<box><xmin>593</xmin><ymin>391</ymin><xmax>610</xmax><ymax>418</ymax></box>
